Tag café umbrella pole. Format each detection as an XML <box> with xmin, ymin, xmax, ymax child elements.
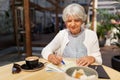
<box><xmin>24</xmin><ymin>0</ymin><xmax>32</xmax><ymax>57</ymax></box>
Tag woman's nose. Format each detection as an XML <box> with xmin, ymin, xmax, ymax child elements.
<box><xmin>71</xmin><ymin>20</ymin><xmax>75</xmax><ymax>26</ymax></box>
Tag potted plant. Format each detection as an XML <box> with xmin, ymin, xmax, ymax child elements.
<box><xmin>111</xmin><ymin>18</ymin><xmax>120</xmax><ymax>71</ymax></box>
<box><xmin>111</xmin><ymin>19</ymin><xmax>120</xmax><ymax>47</ymax></box>
<box><xmin>112</xmin><ymin>55</ymin><xmax>120</xmax><ymax>71</ymax></box>
<box><xmin>97</xmin><ymin>9</ymin><xmax>115</xmax><ymax>47</ymax></box>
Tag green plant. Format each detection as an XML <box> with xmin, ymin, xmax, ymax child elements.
<box><xmin>97</xmin><ymin>9</ymin><xmax>120</xmax><ymax>47</ymax></box>
<box><xmin>112</xmin><ymin>23</ymin><xmax>120</xmax><ymax>47</ymax></box>
<box><xmin>97</xmin><ymin>9</ymin><xmax>116</xmax><ymax>37</ymax></box>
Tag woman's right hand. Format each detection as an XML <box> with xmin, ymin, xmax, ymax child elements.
<box><xmin>48</xmin><ymin>54</ymin><xmax>62</xmax><ymax>65</ymax></box>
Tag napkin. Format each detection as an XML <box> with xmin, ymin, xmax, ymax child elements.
<box><xmin>89</xmin><ymin>65</ymin><xmax>110</xmax><ymax>79</ymax></box>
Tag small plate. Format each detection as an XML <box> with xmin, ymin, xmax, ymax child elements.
<box><xmin>21</xmin><ymin>62</ymin><xmax>44</xmax><ymax>72</ymax></box>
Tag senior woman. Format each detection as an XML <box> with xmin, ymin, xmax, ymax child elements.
<box><xmin>41</xmin><ymin>3</ymin><xmax>102</xmax><ymax>66</ymax></box>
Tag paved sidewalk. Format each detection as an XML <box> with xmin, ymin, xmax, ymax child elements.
<box><xmin>100</xmin><ymin>45</ymin><xmax>120</xmax><ymax>67</ymax></box>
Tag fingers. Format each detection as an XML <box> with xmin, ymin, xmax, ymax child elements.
<box><xmin>76</xmin><ymin>58</ymin><xmax>89</xmax><ymax>66</ymax></box>
<box><xmin>48</xmin><ymin>54</ymin><xmax>62</xmax><ymax>65</ymax></box>
<box><xmin>76</xmin><ymin>56</ymin><xmax>95</xmax><ymax>66</ymax></box>
<box><xmin>57</xmin><ymin>56</ymin><xmax>62</xmax><ymax>61</ymax></box>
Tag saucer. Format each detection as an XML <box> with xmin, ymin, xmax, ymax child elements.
<box><xmin>21</xmin><ymin>62</ymin><xmax>44</xmax><ymax>72</ymax></box>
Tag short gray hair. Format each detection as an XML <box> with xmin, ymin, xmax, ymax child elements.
<box><xmin>62</xmin><ymin>3</ymin><xmax>87</xmax><ymax>22</ymax></box>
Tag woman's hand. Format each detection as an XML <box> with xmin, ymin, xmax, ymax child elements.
<box><xmin>48</xmin><ymin>54</ymin><xmax>62</xmax><ymax>65</ymax></box>
<box><xmin>76</xmin><ymin>56</ymin><xmax>95</xmax><ymax>66</ymax></box>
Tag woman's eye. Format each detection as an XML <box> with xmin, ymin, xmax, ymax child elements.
<box><xmin>67</xmin><ymin>20</ymin><xmax>72</xmax><ymax>22</ymax></box>
<box><xmin>74</xmin><ymin>19</ymin><xmax>80</xmax><ymax>22</ymax></box>
<box><xmin>66</xmin><ymin>19</ymin><xmax>80</xmax><ymax>23</ymax></box>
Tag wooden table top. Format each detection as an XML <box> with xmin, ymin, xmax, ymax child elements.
<box><xmin>0</xmin><ymin>58</ymin><xmax>120</xmax><ymax>80</ymax></box>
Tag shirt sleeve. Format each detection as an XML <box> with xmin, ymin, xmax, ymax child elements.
<box><xmin>41</xmin><ymin>31</ymin><xmax>62</xmax><ymax>60</ymax></box>
<box><xmin>89</xmin><ymin>31</ymin><xmax>102</xmax><ymax>64</ymax></box>
<box><xmin>85</xmin><ymin>30</ymin><xmax>102</xmax><ymax>65</ymax></box>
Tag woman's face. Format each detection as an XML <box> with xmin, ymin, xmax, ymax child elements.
<box><xmin>65</xmin><ymin>16</ymin><xmax>83</xmax><ymax>35</ymax></box>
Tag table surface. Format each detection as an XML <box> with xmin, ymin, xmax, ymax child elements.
<box><xmin>0</xmin><ymin>58</ymin><xmax>120</xmax><ymax>80</ymax></box>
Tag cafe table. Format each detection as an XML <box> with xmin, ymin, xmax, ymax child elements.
<box><xmin>0</xmin><ymin>58</ymin><xmax>120</xmax><ymax>80</ymax></box>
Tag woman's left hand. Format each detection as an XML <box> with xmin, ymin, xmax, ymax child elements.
<box><xmin>76</xmin><ymin>56</ymin><xmax>95</xmax><ymax>66</ymax></box>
